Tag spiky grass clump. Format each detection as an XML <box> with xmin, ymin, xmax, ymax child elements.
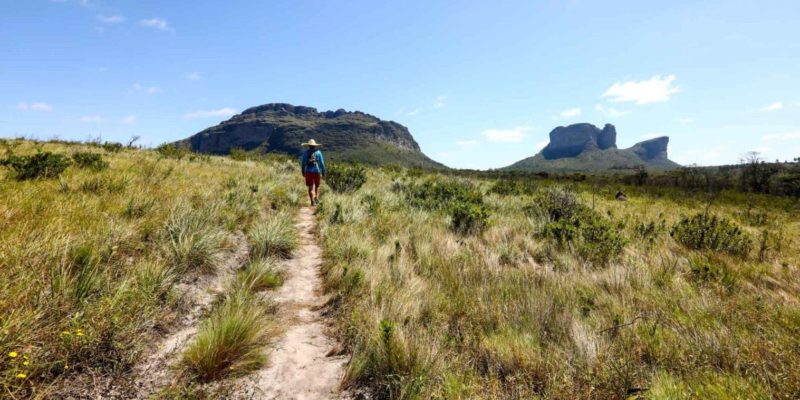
<box><xmin>235</xmin><ymin>258</ymin><xmax>284</xmax><ymax>293</ymax></box>
<box><xmin>181</xmin><ymin>291</ymin><xmax>272</xmax><ymax>382</ymax></box>
<box><xmin>247</xmin><ymin>212</ymin><xmax>298</xmax><ymax>260</ymax></box>
<box><xmin>165</xmin><ymin>203</ymin><xmax>227</xmax><ymax>274</ymax></box>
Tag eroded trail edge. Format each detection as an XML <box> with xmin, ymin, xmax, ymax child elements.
<box><xmin>237</xmin><ymin>206</ymin><xmax>347</xmax><ymax>399</ymax></box>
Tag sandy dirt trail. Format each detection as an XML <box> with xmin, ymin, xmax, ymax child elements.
<box><xmin>235</xmin><ymin>206</ymin><xmax>348</xmax><ymax>399</ymax></box>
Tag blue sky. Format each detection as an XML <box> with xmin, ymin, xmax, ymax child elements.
<box><xmin>2</xmin><ymin>0</ymin><xmax>799</xmax><ymax>169</ymax></box>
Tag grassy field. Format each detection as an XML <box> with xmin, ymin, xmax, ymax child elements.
<box><xmin>0</xmin><ymin>139</ymin><xmax>301</xmax><ymax>398</ymax></box>
<box><xmin>316</xmin><ymin>168</ymin><xmax>800</xmax><ymax>399</ymax></box>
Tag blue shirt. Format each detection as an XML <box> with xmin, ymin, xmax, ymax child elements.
<box><xmin>301</xmin><ymin>149</ymin><xmax>326</xmax><ymax>175</ymax></box>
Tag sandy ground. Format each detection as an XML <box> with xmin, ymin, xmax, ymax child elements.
<box><xmin>232</xmin><ymin>206</ymin><xmax>348</xmax><ymax>400</ymax></box>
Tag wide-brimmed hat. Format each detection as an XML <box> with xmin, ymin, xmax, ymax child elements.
<box><xmin>301</xmin><ymin>139</ymin><xmax>321</xmax><ymax>147</ymax></box>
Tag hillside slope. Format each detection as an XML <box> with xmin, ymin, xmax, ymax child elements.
<box><xmin>174</xmin><ymin>103</ymin><xmax>445</xmax><ymax>169</ymax></box>
<box><xmin>505</xmin><ymin>123</ymin><xmax>681</xmax><ymax>172</ymax></box>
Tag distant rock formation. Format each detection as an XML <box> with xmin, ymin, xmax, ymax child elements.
<box><xmin>505</xmin><ymin>123</ymin><xmax>680</xmax><ymax>172</ymax></box>
<box><xmin>173</xmin><ymin>103</ymin><xmax>444</xmax><ymax>169</ymax></box>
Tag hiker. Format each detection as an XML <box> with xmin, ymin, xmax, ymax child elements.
<box><xmin>300</xmin><ymin>139</ymin><xmax>326</xmax><ymax>206</ymax></box>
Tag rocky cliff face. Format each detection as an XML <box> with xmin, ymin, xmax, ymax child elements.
<box><xmin>174</xmin><ymin>103</ymin><xmax>443</xmax><ymax>168</ymax></box>
<box><xmin>505</xmin><ymin>123</ymin><xmax>679</xmax><ymax>172</ymax></box>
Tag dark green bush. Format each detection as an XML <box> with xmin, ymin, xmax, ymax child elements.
<box><xmin>671</xmin><ymin>213</ymin><xmax>752</xmax><ymax>256</ymax></box>
<box><xmin>156</xmin><ymin>144</ymin><xmax>190</xmax><ymax>160</ymax></box>
<box><xmin>489</xmin><ymin>179</ymin><xmax>537</xmax><ymax>196</ymax></box>
<box><xmin>406</xmin><ymin>178</ymin><xmax>483</xmax><ymax>210</ymax></box>
<box><xmin>325</xmin><ymin>164</ymin><xmax>367</xmax><ymax>193</ymax></box>
<box><xmin>687</xmin><ymin>257</ymin><xmax>738</xmax><ymax>288</ymax></box>
<box><xmin>1</xmin><ymin>152</ymin><xmax>72</xmax><ymax>180</ymax></box>
<box><xmin>101</xmin><ymin>142</ymin><xmax>124</xmax><ymax>153</ymax></box>
<box><xmin>449</xmin><ymin>201</ymin><xmax>490</xmax><ymax>235</ymax></box>
<box><xmin>72</xmin><ymin>152</ymin><xmax>109</xmax><ymax>171</ymax></box>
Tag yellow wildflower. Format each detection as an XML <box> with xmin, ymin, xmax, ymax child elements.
<box><xmin>8</xmin><ymin>351</ymin><xmax>18</xmax><ymax>358</ymax></box>
<box><xmin>76</xmin><ymin>332</ymin><xmax>84</xmax><ymax>337</ymax></box>
<box><xmin>16</xmin><ymin>373</ymin><xmax>26</xmax><ymax>379</ymax></box>
<box><xmin>61</xmin><ymin>331</ymin><xmax>71</xmax><ymax>336</ymax></box>
<box><xmin>23</xmin><ymin>361</ymin><xmax>30</xmax><ymax>366</ymax></box>
<box><xmin>64</xmin><ymin>364</ymin><xmax>69</xmax><ymax>370</ymax></box>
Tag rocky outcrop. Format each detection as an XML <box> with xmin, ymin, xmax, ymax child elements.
<box><xmin>630</xmin><ymin>136</ymin><xmax>670</xmax><ymax>161</ymax></box>
<box><xmin>504</xmin><ymin>123</ymin><xmax>680</xmax><ymax>172</ymax></box>
<box><xmin>542</xmin><ymin>123</ymin><xmax>617</xmax><ymax>159</ymax></box>
<box><xmin>174</xmin><ymin>103</ymin><xmax>444</xmax><ymax>169</ymax></box>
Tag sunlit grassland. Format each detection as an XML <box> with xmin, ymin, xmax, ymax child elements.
<box><xmin>0</xmin><ymin>139</ymin><xmax>303</xmax><ymax>397</ymax></box>
<box><xmin>316</xmin><ymin>169</ymin><xmax>800</xmax><ymax>399</ymax></box>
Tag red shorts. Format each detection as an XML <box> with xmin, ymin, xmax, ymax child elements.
<box><xmin>304</xmin><ymin>172</ymin><xmax>321</xmax><ymax>187</ymax></box>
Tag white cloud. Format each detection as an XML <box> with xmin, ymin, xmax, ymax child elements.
<box><xmin>121</xmin><ymin>115</ymin><xmax>137</xmax><ymax>124</ymax></box>
<box><xmin>677</xmin><ymin>117</ymin><xmax>695</xmax><ymax>124</ymax></box>
<box><xmin>535</xmin><ymin>140</ymin><xmax>549</xmax><ymax>151</ymax></box>
<box><xmin>183</xmin><ymin>108</ymin><xmax>238</xmax><ymax>119</ymax></box>
<box><xmin>594</xmin><ymin>104</ymin><xmax>631</xmax><ymax>117</ymax></box>
<box><xmin>750</xmin><ymin>147</ymin><xmax>771</xmax><ymax>154</ymax></box>
<box><xmin>97</xmin><ymin>15</ymin><xmax>124</xmax><ymax>23</ymax></box>
<box><xmin>762</xmin><ymin>131</ymin><xmax>800</xmax><ymax>142</ymax></box>
<box><xmin>186</xmin><ymin>72</ymin><xmax>201</xmax><ymax>81</ymax></box>
<box><xmin>79</xmin><ymin>115</ymin><xmax>104</xmax><ymax>123</ymax></box>
<box><xmin>760</xmin><ymin>102</ymin><xmax>783</xmax><ymax>112</ymax></box>
<box><xmin>17</xmin><ymin>102</ymin><xmax>53</xmax><ymax>112</ymax></box>
<box><xmin>406</xmin><ymin>108</ymin><xmax>421</xmax><ymax>116</ymax></box>
<box><xmin>436</xmin><ymin>151</ymin><xmax>451</xmax><ymax>158</ymax></box>
<box><xmin>482</xmin><ymin>126</ymin><xmax>532</xmax><ymax>143</ymax></box>
<box><xmin>601</xmin><ymin>75</ymin><xmax>680</xmax><ymax>104</ymax></box>
<box><xmin>140</xmin><ymin>18</ymin><xmax>172</xmax><ymax>31</ymax></box>
<box><xmin>433</xmin><ymin>96</ymin><xmax>447</xmax><ymax>109</ymax></box>
<box><xmin>639</xmin><ymin>133</ymin><xmax>662</xmax><ymax>140</ymax></box>
<box><xmin>559</xmin><ymin>107</ymin><xmax>582</xmax><ymax>118</ymax></box>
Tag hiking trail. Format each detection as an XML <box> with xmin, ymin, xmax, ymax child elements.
<box><xmin>233</xmin><ymin>206</ymin><xmax>348</xmax><ymax>399</ymax></box>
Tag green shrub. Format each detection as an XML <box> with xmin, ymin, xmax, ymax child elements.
<box><xmin>1</xmin><ymin>152</ymin><xmax>71</xmax><ymax>180</ymax></box>
<box><xmin>156</xmin><ymin>143</ymin><xmax>190</xmax><ymax>160</ymax></box>
<box><xmin>671</xmin><ymin>213</ymin><xmax>752</xmax><ymax>256</ymax></box>
<box><xmin>72</xmin><ymin>152</ymin><xmax>109</xmax><ymax>171</ymax></box>
<box><xmin>489</xmin><ymin>179</ymin><xmax>537</xmax><ymax>196</ymax></box>
<box><xmin>326</xmin><ymin>164</ymin><xmax>367</xmax><ymax>193</ymax></box>
<box><xmin>248</xmin><ymin>213</ymin><xmax>298</xmax><ymax>260</ymax></box>
<box><xmin>406</xmin><ymin>178</ymin><xmax>483</xmax><ymax>210</ymax></box>
<box><xmin>449</xmin><ymin>201</ymin><xmax>490</xmax><ymax>235</ymax></box>
<box><xmin>687</xmin><ymin>257</ymin><xmax>738</xmax><ymax>288</ymax></box>
<box><xmin>235</xmin><ymin>259</ymin><xmax>283</xmax><ymax>292</ymax></box>
<box><xmin>101</xmin><ymin>142</ymin><xmax>124</xmax><ymax>153</ymax></box>
<box><xmin>164</xmin><ymin>204</ymin><xmax>226</xmax><ymax>274</ymax></box>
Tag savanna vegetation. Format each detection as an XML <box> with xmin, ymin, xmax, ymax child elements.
<box><xmin>0</xmin><ymin>138</ymin><xmax>302</xmax><ymax>398</ymax></box>
<box><xmin>316</xmin><ymin>167</ymin><xmax>800</xmax><ymax>399</ymax></box>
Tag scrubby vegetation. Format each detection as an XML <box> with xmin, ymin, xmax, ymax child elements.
<box><xmin>317</xmin><ymin>167</ymin><xmax>800</xmax><ymax>399</ymax></box>
<box><xmin>0</xmin><ymin>139</ymin><xmax>301</xmax><ymax>397</ymax></box>
<box><xmin>325</xmin><ymin>163</ymin><xmax>368</xmax><ymax>193</ymax></box>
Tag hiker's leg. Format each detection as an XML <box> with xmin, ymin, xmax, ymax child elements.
<box><xmin>315</xmin><ymin>182</ymin><xmax>321</xmax><ymax>202</ymax></box>
<box><xmin>307</xmin><ymin>185</ymin><xmax>314</xmax><ymax>205</ymax></box>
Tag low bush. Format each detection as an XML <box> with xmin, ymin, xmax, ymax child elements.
<box><xmin>406</xmin><ymin>178</ymin><xmax>483</xmax><ymax>210</ymax></box>
<box><xmin>235</xmin><ymin>259</ymin><xmax>284</xmax><ymax>292</ymax></box>
<box><xmin>164</xmin><ymin>204</ymin><xmax>227</xmax><ymax>274</ymax></box>
<box><xmin>72</xmin><ymin>152</ymin><xmax>109</xmax><ymax>171</ymax></box>
<box><xmin>449</xmin><ymin>201</ymin><xmax>490</xmax><ymax>235</ymax></box>
<box><xmin>489</xmin><ymin>179</ymin><xmax>537</xmax><ymax>196</ymax></box>
<box><xmin>156</xmin><ymin>143</ymin><xmax>190</xmax><ymax>160</ymax></box>
<box><xmin>671</xmin><ymin>213</ymin><xmax>752</xmax><ymax>256</ymax></box>
<box><xmin>326</xmin><ymin>164</ymin><xmax>367</xmax><ymax>193</ymax></box>
<box><xmin>1</xmin><ymin>152</ymin><xmax>71</xmax><ymax>180</ymax></box>
<box><xmin>687</xmin><ymin>257</ymin><xmax>738</xmax><ymax>288</ymax></box>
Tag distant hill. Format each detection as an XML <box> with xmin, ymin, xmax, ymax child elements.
<box><xmin>504</xmin><ymin>123</ymin><xmax>680</xmax><ymax>172</ymax></box>
<box><xmin>175</xmin><ymin>103</ymin><xmax>445</xmax><ymax>169</ymax></box>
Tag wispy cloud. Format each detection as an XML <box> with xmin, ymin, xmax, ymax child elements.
<box><xmin>762</xmin><ymin>131</ymin><xmax>800</xmax><ymax>142</ymax></box>
<box><xmin>433</xmin><ymin>96</ymin><xmax>447</xmax><ymax>109</ymax></box>
<box><xmin>676</xmin><ymin>117</ymin><xmax>695</xmax><ymax>124</ymax></box>
<box><xmin>638</xmin><ymin>133</ymin><xmax>662</xmax><ymax>140</ymax></box>
<box><xmin>559</xmin><ymin>107</ymin><xmax>581</xmax><ymax>118</ymax></box>
<box><xmin>760</xmin><ymin>102</ymin><xmax>783</xmax><ymax>112</ymax></box>
<box><xmin>121</xmin><ymin>115</ymin><xmax>137</xmax><ymax>124</ymax></box>
<box><xmin>436</xmin><ymin>151</ymin><xmax>451</xmax><ymax>158</ymax></box>
<box><xmin>183</xmin><ymin>108</ymin><xmax>238</xmax><ymax>119</ymax></box>
<box><xmin>97</xmin><ymin>15</ymin><xmax>124</xmax><ymax>23</ymax></box>
<box><xmin>535</xmin><ymin>140</ymin><xmax>549</xmax><ymax>151</ymax></box>
<box><xmin>482</xmin><ymin>126</ymin><xmax>532</xmax><ymax>143</ymax></box>
<box><xmin>602</xmin><ymin>75</ymin><xmax>680</xmax><ymax>104</ymax></box>
<box><xmin>750</xmin><ymin>146</ymin><xmax>771</xmax><ymax>154</ymax></box>
<box><xmin>79</xmin><ymin>115</ymin><xmax>104</xmax><ymax>123</ymax></box>
<box><xmin>133</xmin><ymin>83</ymin><xmax>162</xmax><ymax>94</ymax></box>
<box><xmin>456</xmin><ymin>140</ymin><xmax>480</xmax><ymax>148</ymax></box>
<box><xmin>185</xmin><ymin>72</ymin><xmax>201</xmax><ymax>81</ymax></box>
<box><xmin>406</xmin><ymin>108</ymin><xmax>421</xmax><ymax>116</ymax></box>
<box><xmin>17</xmin><ymin>102</ymin><xmax>53</xmax><ymax>112</ymax></box>
<box><xmin>594</xmin><ymin>104</ymin><xmax>631</xmax><ymax>117</ymax></box>
<box><xmin>140</xmin><ymin>18</ymin><xmax>172</xmax><ymax>31</ymax></box>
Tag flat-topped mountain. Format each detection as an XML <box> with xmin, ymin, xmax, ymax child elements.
<box><xmin>505</xmin><ymin>123</ymin><xmax>680</xmax><ymax>172</ymax></box>
<box><xmin>175</xmin><ymin>103</ymin><xmax>444</xmax><ymax>168</ymax></box>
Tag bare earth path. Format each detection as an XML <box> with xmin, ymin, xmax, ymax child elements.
<box><xmin>235</xmin><ymin>206</ymin><xmax>348</xmax><ymax>400</ymax></box>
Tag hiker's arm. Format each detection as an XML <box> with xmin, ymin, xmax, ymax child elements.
<box><xmin>319</xmin><ymin>152</ymin><xmax>326</xmax><ymax>176</ymax></box>
<box><xmin>300</xmin><ymin>152</ymin><xmax>306</xmax><ymax>175</ymax></box>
